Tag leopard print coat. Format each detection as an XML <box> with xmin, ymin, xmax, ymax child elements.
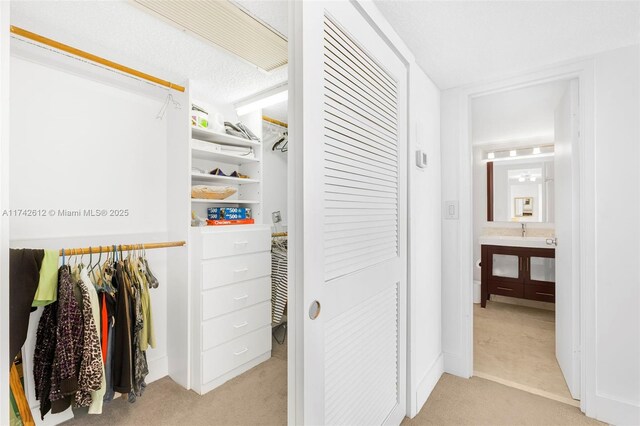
<box><xmin>75</xmin><ymin>275</ymin><xmax>104</xmax><ymax>407</ymax></box>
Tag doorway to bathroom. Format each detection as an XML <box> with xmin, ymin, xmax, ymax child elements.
<box><xmin>464</xmin><ymin>71</ymin><xmax>588</xmax><ymax>408</ymax></box>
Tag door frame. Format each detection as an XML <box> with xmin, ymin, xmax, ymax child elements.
<box><xmin>288</xmin><ymin>1</ymin><xmax>415</xmax><ymax>423</ymax></box>
<box><xmin>457</xmin><ymin>60</ymin><xmax>596</xmax><ymax>415</ymax></box>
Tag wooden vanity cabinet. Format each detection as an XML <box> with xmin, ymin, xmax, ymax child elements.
<box><xmin>481</xmin><ymin>245</ymin><xmax>555</xmax><ymax>307</ymax></box>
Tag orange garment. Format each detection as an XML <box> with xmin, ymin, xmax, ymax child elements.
<box><xmin>101</xmin><ymin>293</ymin><xmax>108</xmax><ymax>363</ymax></box>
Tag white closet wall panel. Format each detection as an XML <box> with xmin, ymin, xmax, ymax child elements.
<box><xmin>324</xmin><ymin>285</ymin><xmax>399</xmax><ymax>425</ymax></box>
<box><xmin>322</xmin><ymin>16</ymin><xmax>399</xmax><ymax>282</ymax></box>
<box><xmin>9</xmin><ymin>57</ymin><xmax>168</xmax><ymax>240</ymax></box>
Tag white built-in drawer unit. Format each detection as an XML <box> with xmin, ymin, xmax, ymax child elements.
<box><xmin>201</xmin><ymin>252</ymin><xmax>271</xmax><ymax>290</ymax></box>
<box><xmin>201</xmin><ymin>227</ymin><xmax>270</xmax><ymax>259</ymax></box>
<box><xmin>201</xmin><ymin>301</ymin><xmax>271</xmax><ymax>351</ymax></box>
<box><xmin>201</xmin><ymin>326</ymin><xmax>272</xmax><ymax>384</ymax></box>
<box><xmin>190</xmin><ymin>225</ymin><xmax>272</xmax><ymax>395</ymax></box>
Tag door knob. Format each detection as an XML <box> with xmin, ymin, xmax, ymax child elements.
<box><xmin>309</xmin><ymin>300</ymin><xmax>321</xmax><ymax>320</ymax></box>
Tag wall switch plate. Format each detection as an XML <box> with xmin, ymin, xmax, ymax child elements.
<box><xmin>416</xmin><ymin>150</ymin><xmax>428</xmax><ymax>168</ymax></box>
<box><xmin>444</xmin><ymin>200</ymin><xmax>459</xmax><ymax>220</ymax></box>
<box><xmin>272</xmin><ymin>211</ymin><xmax>282</xmax><ymax>224</ymax></box>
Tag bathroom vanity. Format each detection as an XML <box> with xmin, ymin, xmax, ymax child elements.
<box><xmin>480</xmin><ymin>237</ymin><xmax>556</xmax><ymax>307</ymax></box>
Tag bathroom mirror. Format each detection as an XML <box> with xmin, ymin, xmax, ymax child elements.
<box><xmin>488</xmin><ymin>159</ymin><xmax>554</xmax><ymax>223</ymax></box>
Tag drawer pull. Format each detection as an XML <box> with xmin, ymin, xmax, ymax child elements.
<box><xmin>234</xmin><ymin>241</ymin><xmax>249</xmax><ymax>246</ymax></box>
<box><xmin>536</xmin><ymin>292</ymin><xmax>554</xmax><ymax>297</ymax></box>
<box><xmin>234</xmin><ymin>268</ymin><xmax>249</xmax><ymax>274</ymax></box>
<box><xmin>497</xmin><ymin>286</ymin><xmax>513</xmax><ymax>292</ymax></box>
<box><xmin>234</xmin><ymin>347</ymin><xmax>249</xmax><ymax>356</ymax></box>
<box><xmin>233</xmin><ymin>294</ymin><xmax>249</xmax><ymax>301</ymax></box>
<box><xmin>233</xmin><ymin>321</ymin><xmax>249</xmax><ymax>329</ymax></box>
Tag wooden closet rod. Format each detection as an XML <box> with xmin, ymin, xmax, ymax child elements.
<box><xmin>10</xmin><ymin>26</ymin><xmax>185</xmax><ymax>93</ymax></box>
<box><xmin>263</xmin><ymin>115</ymin><xmax>288</xmax><ymax>128</ymax></box>
<box><xmin>272</xmin><ymin>232</ymin><xmax>288</xmax><ymax>237</ymax></box>
<box><xmin>59</xmin><ymin>241</ymin><xmax>186</xmax><ymax>256</ymax></box>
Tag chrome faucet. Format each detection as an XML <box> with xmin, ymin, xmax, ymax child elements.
<box><xmin>521</xmin><ymin>223</ymin><xmax>527</xmax><ymax>237</ymax></box>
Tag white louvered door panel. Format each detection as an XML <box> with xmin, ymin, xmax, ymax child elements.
<box><xmin>293</xmin><ymin>2</ymin><xmax>407</xmax><ymax>425</ymax></box>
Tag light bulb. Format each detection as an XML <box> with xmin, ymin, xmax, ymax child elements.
<box><xmin>518</xmin><ymin>177</ymin><xmax>525</xmax><ymax>182</ymax></box>
<box><xmin>487</xmin><ymin>152</ymin><xmax>495</xmax><ymax>160</ymax></box>
<box><xmin>533</xmin><ymin>147</ymin><xmax>541</xmax><ymax>155</ymax></box>
<box><xmin>530</xmin><ymin>176</ymin><xmax>536</xmax><ymax>182</ymax></box>
<box><xmin>510</xmin><ymin>150</ymin><xmax>517</xmax><ymax>157</ymax></box>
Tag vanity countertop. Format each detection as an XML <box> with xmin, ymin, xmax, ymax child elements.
<box><xmin>479</xmin><ymin>235</ymin><xmax>555</xmax><ymax>249</ymax></box>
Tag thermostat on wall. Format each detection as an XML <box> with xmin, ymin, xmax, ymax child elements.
<box><xmin>416</xmin><ymin>150</ymin><xmax>427</xmax><ymax>168</ymax></box>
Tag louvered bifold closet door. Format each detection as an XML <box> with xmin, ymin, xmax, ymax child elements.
<box><xmin>323</xmin><ymin>16</ymin><xmax>399</xmax><ymax>282</ymax></box>
<box><xmin>320</xmin><ymin>14</ymin><xmax>404</xmax><ymax>426</ymax></box>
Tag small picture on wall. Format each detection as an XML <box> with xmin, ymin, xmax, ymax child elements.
<box><xmin>514</xmin><ymin>197</ymin><xmax>534</xmax><ymax>217</ymax></box>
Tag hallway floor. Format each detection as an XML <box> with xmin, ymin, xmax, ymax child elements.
<box><xmin>403</xmin><ymin>374</ymin><xmax>601</xmax><ymax>426</ymax></box>
<box><xmin>474</xmin><ymin>300</ymin><xmax>574</xmax><ymax>404</ymax></box>
<box><xmin>61</xmin><ymin>322</ymin><xmax>599</xmax><ymax>426</ymax></box>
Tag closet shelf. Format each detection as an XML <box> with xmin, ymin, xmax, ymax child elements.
<box><xmin>192</xmin><ymin>126</ymin><xmax>261</xmax><ymax>148</ymax></box>
<box><xmin>191</xmin><ymin>146</ymin><xmax>259</xmax><ymax>165</ymax></box>
<box><xmin>191</xmin><ymin>172</ymin><xmax>260</xmax><ymax>185</ymax></box>
<box><xmin>191</xmin><ymin>199</ymin><xmax>260</xmax><ymax>205</ymax></box>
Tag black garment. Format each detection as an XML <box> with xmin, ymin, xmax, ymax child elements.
<box><xmin>112</xmin><ymin>261</ymin><xmax>132</xmax><ymax>394</ymax></box>
<box><xmin>33</xmin><ymin>302</ymin><xmax>58</xmax><ymax>419</ymax></box>
<box><xmin>9</xmin><ymin>248</ymin><xmax>44</xmax><ymax>363</ymax></box>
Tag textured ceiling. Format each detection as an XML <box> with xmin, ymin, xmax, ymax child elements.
<box><xmin>472</xmin><ymin>79</ymin><xmax>569</xmax><ymax>144</ymax></box>
<box><xmin>10</xmin><ymin>0</ymin><xmax>288</xmax><ymax>104</ymax></box>
<box><xmin>374</xmin><ymin>1</ymin><xmax>640</xmax><ymax>89</ymax></box>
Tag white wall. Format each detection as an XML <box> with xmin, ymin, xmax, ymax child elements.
<box><xmin>9</xmin><ymin>53</ymin><xmax>174</xmax><ymax>423</ymax></box>
<box><xmin>407</xmin><ymin>64</ymin><xmax>442</xmax><ymax>416</ymax></box>
<box><xmin>591</xmin><ymin>45</ymin><xmax>640</xmax><ymax>424</ymax></box>
<box><xmin>262</xmin><ymin>119</ymin><xmax>288</xmax><ymax>229</ymax></box>
<box><xmin>441</xmin><ymin>44</ymin><xmax>640</xmax><ymax>425</ymax></box>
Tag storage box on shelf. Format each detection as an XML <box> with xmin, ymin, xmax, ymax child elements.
<box><xmin>190</xmin><ymin>124</ymin><xmax>263</xmax><ymax>223</ymax></box>
<box><xmin>189</xmin><ymin>224</ymin><xmax>272</xmax><ymax>395</ymax></box>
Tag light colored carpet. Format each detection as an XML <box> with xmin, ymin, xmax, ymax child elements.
<box><xmin>64</xmin><ymin>336</ymin><xmax>288</xmax><ymax>426</ymax></box>
<box><xmin>403</xmin><ymin>374</ymin><xmax>603</xmax><ymax>426</ymax></box>
<box><xmin>63</xmin><ymin>323</ymin><xmax>599</xmax><ymax>426</ymax></box>
<box><xmin>474</xmin><ymin>300</ymin><xmax>573</xmax><ymax>401</ymax></box>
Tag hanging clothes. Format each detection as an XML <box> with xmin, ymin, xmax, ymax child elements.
<box><xmin>9</xmin><ymin>249</ymin><xmax>44</xmax><ymax>363</ymax></box>
<box><xmin>33</xmin><ymin>301</ymin><xmax>58</xmax><ymax>419</ymax></box>
<box><xmin>77</xmin><ymin>266</ymin><xmax>105</xmax><ymax>413</ymax></box>
<box><xmin>32</xmin><ymin>249</ymin><xmax>59</xmax><ymax>307</ymax></box>
<box><xmin>111</xmin><ymin>260</ymin><xmax>133</xmax><ymax>394</ymax></box>
<box><xmin>31</xmin><ymin>245</ymin><xmax>159</xmax><ymax>419</ymax></box>
<box><xmin>271</xmin><ymin>238</ymin><xmax>288</xmax><ymax>324</ymax></box>
<box><xmin>49</xmin><ymin>265</ymin><xmax>84</xmax><ymax>414</ymax></box>
<box><xmin>125</xmin><ymin>258</ymin><xmax>149</xmax><ymax>402</ymax></box>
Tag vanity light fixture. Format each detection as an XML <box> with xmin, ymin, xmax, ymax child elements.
<box><xmin>483</xmin><ymin>145</ymin><xmax>554</xmax><ymax>162</ymax></box>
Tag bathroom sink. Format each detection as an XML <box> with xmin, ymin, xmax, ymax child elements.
<box><xmin>478</xmin><ymin>235</ymin><xmax>554</xmax><ymax>249</ymax></box>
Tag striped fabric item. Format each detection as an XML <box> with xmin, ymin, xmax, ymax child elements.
<box><xmin>271</xmin><ymin>240</ymin><xmax>288</xmax><ymax>324</ymax></box>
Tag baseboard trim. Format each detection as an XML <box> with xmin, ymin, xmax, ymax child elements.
<box><xmin>413</xmin><ymin>353</ymin><xmax>444</xmax><ymax>417</ymax></box>
<box><xmin>443</xmin><ymin>351</ymin><xmax>469</xmax><ymax>378</ymax></box>
<box><xmin>595</xmin><ymin>392</ymin><xmax>640</xmax><ymax>425</ymax></box>
<box><xmin>474</xmin><ymin>371</ymin><xmax>580</xmax><ymax>407</ymax></box>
